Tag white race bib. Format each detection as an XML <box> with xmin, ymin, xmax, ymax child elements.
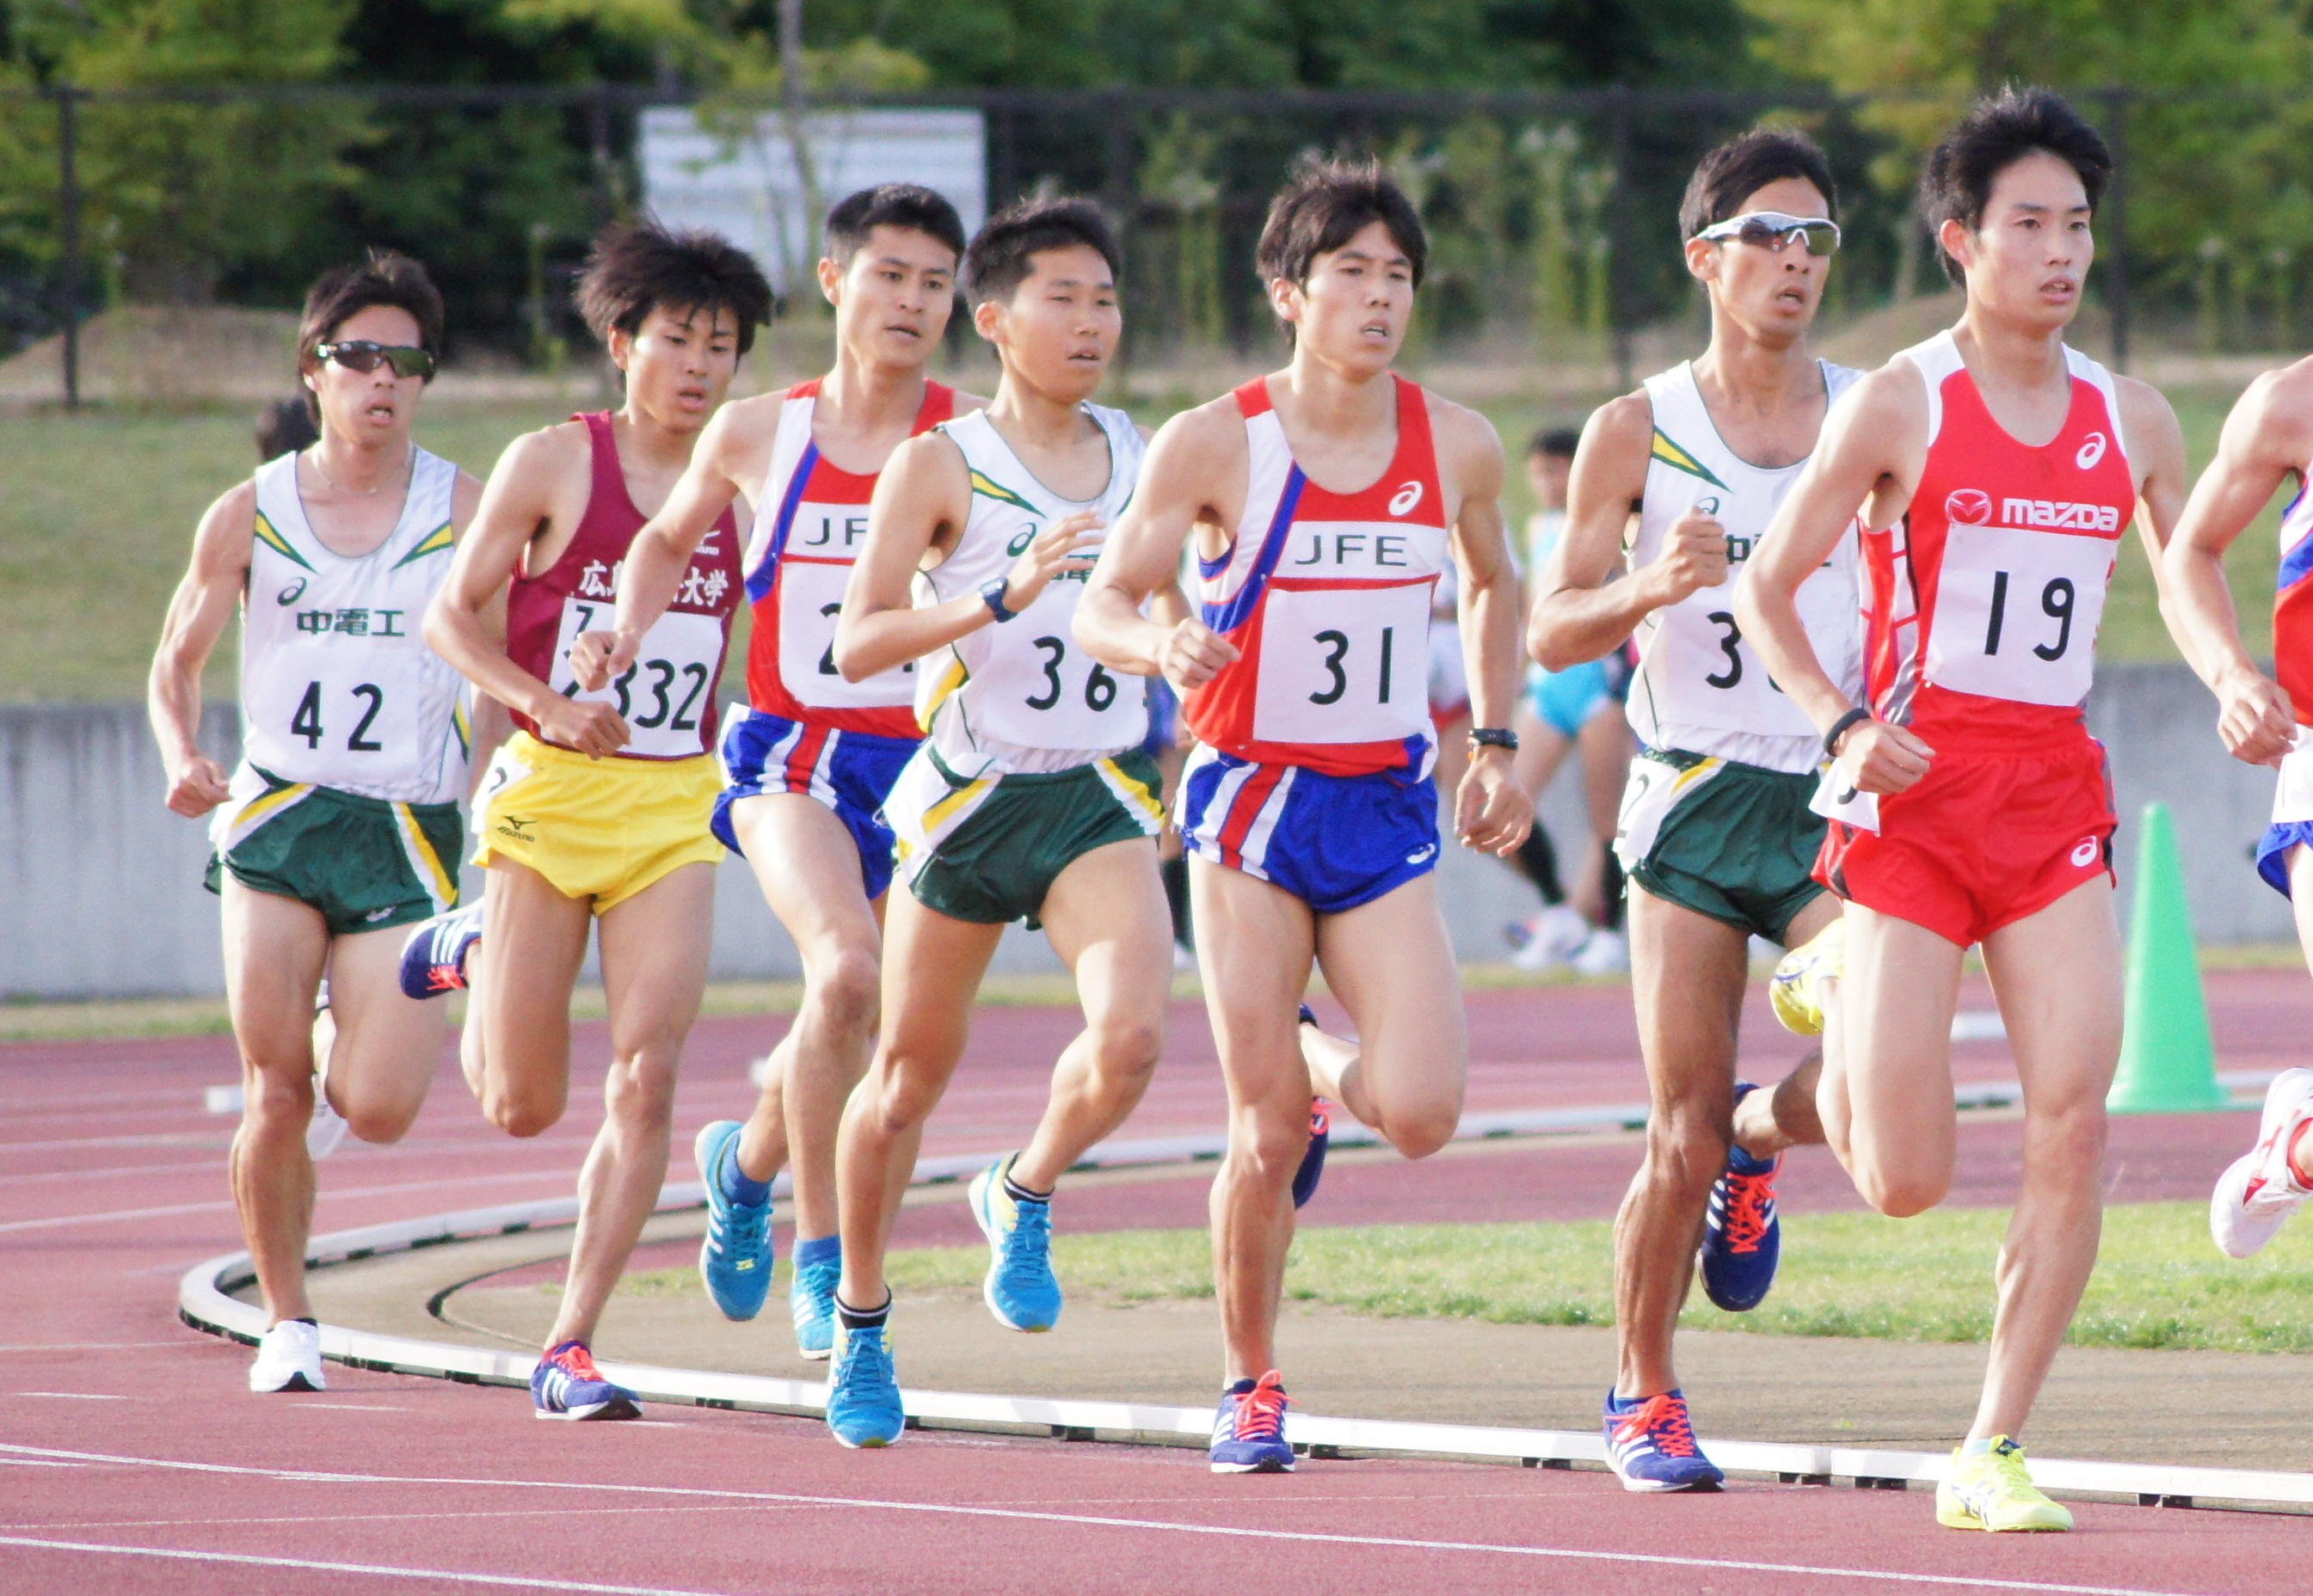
<box><xmin>1809</xmin><ymin>763</ymin><xmax>1880</xmax><ymax>834</ymax></box>
<box><xmin>1251</xmin><ymin>582</ymin><xmax>1431</xmax><ymax>746</ymax></box>
<box><xmin>776</xmin><ymin>560</ymin><xmax>914</xmax><ymax>710</ymax></box>
<box><xmin>551</xmin><ymin>597</ymin><xmax>723</xmax><ymax>757</ymax></box>
<box><xmin>969</xmin><ymin>586</ymin><xmax>1141</xmax><ymax>751</ymax></box>
<box><xmin>1922</xmin><ymin>524</ymin><xmax>2113</xmax><ymax>708</ymax></box>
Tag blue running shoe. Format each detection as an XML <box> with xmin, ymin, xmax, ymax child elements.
<box><xmin>1294</xmin><ymin>1098</ymin><xmax>1331</xmax><ymax>1209</ymax></box>
<box><xmin>968</xmin><ymin>1158</ymin><xmax>1062</xmax><ymax>1332</ymax></box>
<box><xmin>791</xmin><ymin>1254</ymin><xmax>840</xmax><ymax>1360</ymax></box>
<box><xmin>398</xmin><ymin>901</ymin><xmax>483</xmax><ymax>1001</ymax></box>
<box><xmin>532</xmin><ymin>1341</ymin><xmax>640</xmax><ymax>1421</ymax></box>
<box><xmin>827</xmin><ymin>1319</ymin><xmax>904</xmax><ymax>1448</ymax></box>
<box><xmin>1700</xmin><ymin>1083</ymin><xmax>1781</xmax><ymax>1312</ymax></box>
<box><xmin>693</xmin><ymin>1120</ymin><xmax>772</xmax><ymax>1321</ymax></box>
<box><xmin>1209</xmin><ymin>1370</ymin><xmax>1295</xmax><ymax>1473</ymax></box>
<box><xmin>1603</xmin><ymin>1389</ymin><xmax>1723</xmax><ymax>1491</ymax></box>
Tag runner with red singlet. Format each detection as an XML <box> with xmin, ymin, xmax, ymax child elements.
<box><xmin>1736</xmin><ymin>88</ymin><xmax>2189</xmax><ymax>1532</ymax></box>
<box><xmin>593</xmin><ymin>186</ymin><xmax>980</xmax><ymax>1362</ymax></box>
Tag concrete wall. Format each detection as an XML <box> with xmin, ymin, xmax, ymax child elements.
<box><xmin>1</xmin><ymin>670</ymin><xmax>2291</xmax><ymax>1000</ymax></box>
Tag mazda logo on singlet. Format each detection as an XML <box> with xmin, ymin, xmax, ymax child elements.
<box><xmin>1946</xmin><ymin>488</ymin><xmax>1993</xmax><ymax>525</ymax></box>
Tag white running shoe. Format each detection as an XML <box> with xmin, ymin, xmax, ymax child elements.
<box><xmin>306</xmin><ymin>987</ymin><xmax>349</xmax><ymax>1163</ymax></box>
<box><xmin>2211</xmin><ymin>1068</ymin><xmax>2313</xmax><ymax>1258</ymax></box>
<box><xmin>1510</xmin><ymin>904</ymin><xmax>1592</xmax><ymax>972</ymax></box>
<box><xmin>249</xmin><ymin>1318</ymin><xmax>325</xmax><ymax>1393</ymax></box>
<box><xmin>1571</xmin><ymin>928</ymin><xmax>1631</xmax><ymax>976</ymax></box>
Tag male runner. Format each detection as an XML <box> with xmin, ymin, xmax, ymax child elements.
<box><xmin>2156</xmin><ymin>358</ymin><xmax>2313</xmax><ymax>1257</ymax></box>
<box><xmin>598</xmin><ymin>185</ymin><xmax>978</xmax><ymax>1360</ymax></box>
<box><xmin>415</xmin><ymin>222</ymin><xmax>772</xmax><ymax>1420</ymax></box>
<box><xmin>1529</xmin><ymin>130</ymin><xmax>1854</xmax><ymax>1492</ymax></box>
<box><xmin>808</xmin><ymin>198</ymin><xmax>1172</xmax><ymax>1449</ymax></box>
<box><xmin>148</xmin><ymin>251</ymin><xmax>483</xmax><ymax>1395</ymax></box>
<box><xmin>1738</xmin><ymin>89</ymin><xmax>2187</xmax><ymax>1530</ymax></box>
<box><xmin>1078</xmin><ymin>158</ymin><xmax>1529</xmax><ymax>1474</ymax></box>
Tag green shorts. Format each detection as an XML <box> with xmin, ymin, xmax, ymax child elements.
<box><xmin>1613</xmin><ymin>747</ymin><xmax>1825</xmax><ymax>943</ymax></box>
<box><xmin>206</xmin><ymin>770</ymin><xmax>463</xmax><ymax>936</ymax></box>
<box><xmin>885</xmin><ymin>747</ymin><xmax>1166</xmax><ymax>927</ymax></box>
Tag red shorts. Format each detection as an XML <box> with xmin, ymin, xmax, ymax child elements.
<box><xmin>1815</xmin><ymin>735</ymin><xmax>2116</xmax><ymax>948</ymax></box>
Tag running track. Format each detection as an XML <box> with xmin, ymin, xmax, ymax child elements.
<box><xmin>3</xmin><ymin>974</ymin><xmax>2306</xmax><ymax>1596</ymax></box>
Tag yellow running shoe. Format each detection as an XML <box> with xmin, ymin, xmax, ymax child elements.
<box><xmin>1769</xmin><ymin>915</ymin><xmax>1845</xmax><ymax>1037</ymax></box>
<box><xmin>1935</xmin><ymin>1438</ymin><xmax>2074</xmax><ymax>1532</ymax></box>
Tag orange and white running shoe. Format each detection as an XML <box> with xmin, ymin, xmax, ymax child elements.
<box><xmin>2211</xmin><ymin>1067</ymin><xmax>2313</xmax><ymax>1259</ymax></box>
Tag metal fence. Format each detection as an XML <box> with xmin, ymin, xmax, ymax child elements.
<box><xmin>3</xmin><ymin>81</ymin><xmax>2305</xmax><ymax>407</ymax></box>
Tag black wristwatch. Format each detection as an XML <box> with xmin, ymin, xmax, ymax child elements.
<box><xmin>1467</xmin><ymin>727</ymin><xmax>1519</xmax><ymax>754</ymax></box>
<box><xmin>980</xmin><ymin>577</ymin><xmax>1017</xmax><ymax>623</ymax></box>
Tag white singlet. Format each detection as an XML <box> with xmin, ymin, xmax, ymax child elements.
<box><xmin>1627</xmin><ymin>360</ymin><xmax>1863</xmax><ymax>774</ymax></box>
<box><xmin>236</xmin><ymin>447</ymin><xmax>469</xmax><ymax>803</ymax></box>
<box><xmin>914</xmin><ymin>405</ymin><xmax>1147</xmax><ymax>774</ymax></box>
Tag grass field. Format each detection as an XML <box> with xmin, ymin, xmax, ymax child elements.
<box><xmin>620</xmin><ymin>1200</ymin><xmax>2313</xmax><ymax>1356</ymax></box>
<box><xmin>0</xmin><ymin>377</ymin><xmax>2277</xmax><ymax>703</ymax></box>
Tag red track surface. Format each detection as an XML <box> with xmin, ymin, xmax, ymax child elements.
<box><xmin>3</xmin><ymin>973</ymin><xmax>2306</xmax><ymax>1595</ymax></box>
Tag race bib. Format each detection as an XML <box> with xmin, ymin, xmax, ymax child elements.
<box><xmin>1646</xmin><ymin>562</ymin><xmax>1849</xmax><ymax>738</ymax></box>
<box><xmin>1808</xmin><ymin>762</ymin><xmax>1880</xmax><ymax>835</ymax></box>
<box><xmin>1251</xmin><ymin>581</ymin><xmax>1432</xmax><ymax>746</ymax></box>
<box><xmin>1922</xmin><ymin>523</ymin><xmax>2114</xmax><ymax>708</ymax></box>
<box><xmin>1612</xmin><ymin>753</ymin><xmax>1721</xmax><ymax>872</ymax></box>
<box><xmin>551</xmin><ymin>597</ymin><xmax>723</xmax><ymax>758</ymax></box>
<box><xmin>969</xmin><ymin>585</ymin><xmax>1145</xmax><ymax>751</ymax></box>
<box><xmin>774</xmin><ymin>558</ymin><xmax>914</xmax><ymax>711</ymax></box>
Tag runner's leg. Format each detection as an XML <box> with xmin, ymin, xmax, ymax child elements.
<box><xmin>470</xmin><ymin>859</ymin><xmax>592</xmax><ymax>1138</ymax></box>
<box><xmin>1971</xmin><ymin>877</ymin><xmax>2122</xmax><ymax>1440</ymax></box>
<box><xmin>220</xmin><ymin>881</ymin><xmax>330</xmax><ymax>1324</ymax></box>
<box><xmin>320</xmin><ymin>926</ymin><xmax>448</xmax><ymax>1144</ymax></box>
<box><xmin>834</xmin><ymin>891</ymin><xmax>1005</xmax><ymax>1312</ymax></box>
<box><xmin>1572</xmin><ymin>708</ymin><xmax>1633</xmax><ymax>928</ymax></box>
<box><xmin>546</xmin><ymin>861</ymin><xmax>715</xmax><ymax>1348</ymax></box>
<box><xmin>1822</xmin><ymin>903</ymin><xmax>1966</xmax><ymax>1214</ymax></box>
<box><xmin>1615</xmin><ymin>886</ymin><xmax>1748</xmax><ymax>1398</ymax></box>
<box><xmin>1731</xmin><ymin>891</ymin><xmax>1837</xmax><ymax>1158</ymax></box>
<box><xmin>1196</xmin><ymin>857</ymin><xmax>1320</xmax><ymax>1380</ymax></box>
<box><xmin>728</xmin><ymin>794</ymin><xmax>883</xmax><ymax>1242</ymax></box>
<box><xmin>1009</xmin><ymin>838</ymin><xmax>1170</xmax><ymax>1190</ymax></box>
<box><xmin>1304</xmin><ymin>875</ymin><xmax>1467</xmax><ymax>1159</ymax></box>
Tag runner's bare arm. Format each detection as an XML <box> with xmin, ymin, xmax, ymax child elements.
<box><xmin>1526</xmin><ymin>393</ymin><xmax>1668</xmax><ymax>669</ymax></box>
<box><xmin>444</xmin><ymin>469</ymin><xmax>516</xmax><ymax>783</ymax></box>
<box><xmin>2162</xmin><ymin>365</ymin><xmax>2313</xmax><ymax>764</ymax></box>
<box><xmin>425</xmin><ymin>427</ymin><xmax>629</xmax><ymax>758</ymax></box>
<box><xmin>1738</xmin><ymin>365</ymin><xmax>1935</xmax><ymax>795</ymax></box>
<box><xmin>2119</xmin><ymin>375</ymin><xmax>2193</xmax><ymax>670</ymax></box>
<box><xmin>1436</xmin><ymin>400</ymin><xmax>1531</xmax><ymax>855</ymax></box>
<box><xmin>1077</xmin><ymin>403</ymin><xmax>1242</xmax><ymax>688</ymax></box>
<box><xmin>577</xmin><ymin>399</ymin><xmax>769</xmax><ymax>689</ymax></box>
<box><xmin>147</xmin><ymin>480</ymin><xmax>255</xmax><ymax>817</ymax></box>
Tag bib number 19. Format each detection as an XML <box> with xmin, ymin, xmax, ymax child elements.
<box><xmin>1983</xmin><ymin>571</ymin><xmax>2075</xmax><ymax>661</ymax></box>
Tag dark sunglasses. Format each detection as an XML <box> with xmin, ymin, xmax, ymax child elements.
<box><xmin>1695</xmin><ymin>211</ymin><xmax>1842</xmax><ymax>258</ymax></box>
<box><xmin>314</xmin><ymin>340</ymin><xmax>438</xmax><ymax>380</ymax></box>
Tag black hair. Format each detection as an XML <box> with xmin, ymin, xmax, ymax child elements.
<box><xmin>1678</xmin><ymin>128</ymin><xmax>1838</xmax><ymax>240</ymax></box>
<box><xmin>961</xmin><ymin>196</ymin><xmax>1122</xmax><ymax>309</ymax></box>
<box><xmin>1256</xmin><ymin>157</ymin><xmax>1427</xmax><ymax>296</ymax></box>
<box><xmin>256</xmin><ymin>396</ymin><xmax>320</xmax><ymax>462</ymax></box>
<box><xmin>1529</xmin><ymin>427</ymin><xmax>1580</xmax><ymax>460</ymax></box>
<box><xmin>295</xmin><ymin>249</ymin><xmax>445</xmax><ymax>382</ymax></box>
<box><xmin>1921</xmin><ymin>86</ymin><xmax>2113</xmax><ymax>285</ymax></box>
<box><xmin>825</xmin><ymin>183</ymin><xmax>968</xmax><ymax>267</ymax></box>
<box><xmin>575</xmin><ymin>218</ymin><xmax>774</xmax><ymax>355</ymax></box>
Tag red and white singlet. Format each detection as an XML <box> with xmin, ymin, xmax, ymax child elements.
<box><xmin>1861</xmin><ymin>331</ymin><xmax>2136</xmax><ymax>748</ymax></box>
<box><xmin>1184</xmin><ymin>376</ymin><xmax>1449</xmax><ymax>777</ymax></box>
<box><xmin>740</xmin><ymin>379</ymin><xmax>955</xmax><ymax>738</ymax></box>
<box><xmin>504</xmin><ymin>410</ymin><xmax>742</xmax><ymax>760</ymax></box>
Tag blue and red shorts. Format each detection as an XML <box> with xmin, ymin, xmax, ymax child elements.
<box><xmin>713</xmin><ymin>705</ymin><xmax>917</xmax><ymax>901</ymax></box>
<box><xmin>1178</xmin><ymin>746</ymin><xmax>1439</xmax><ymax>916</ymax></box>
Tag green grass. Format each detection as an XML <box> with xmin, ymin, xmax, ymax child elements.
<box><xmin>618</xmin><ymin>1201</ymin><xmax>2313</xmax><ymax>1355</ymax></box>
<box><xmin>0</xmin><ymin>381</ymin><xmax>2272</xmax><ymax>703</ymax></box>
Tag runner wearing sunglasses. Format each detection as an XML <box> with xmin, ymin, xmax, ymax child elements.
<box><xmin>1528</xmin><ymin>130</ymin><xmax>1855</xmax><ymax>1493</ymax></box>
<box><xmin>412</xmin><ymin>221</ymin><xmax>773</xmax><ymax>1422</ymax></box>
<box><xmin>147</xmin><ymin>250</ymin><xmax>489</xmax><ymax>1398</ymax></box>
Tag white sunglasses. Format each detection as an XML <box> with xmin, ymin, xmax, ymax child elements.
<box><xmin>1695</xmin><ymin>211</ymin><xmax>1842</xmax><ymax>257</ymax></box>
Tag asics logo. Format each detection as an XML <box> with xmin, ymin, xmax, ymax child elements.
<box><xmin>2070</xmin><ymin>837</ymin><xmax>2101</xmax><ymax>868</ymax></box>
<box><xmin>277</xmin><ymin>579</ymin><xmax>308</xmax><ymax>605</ymax></box>
<box><xmin>2002</xmin><ymin>497</ymin><xmax>2123</xmax><ymax>533</ymax></box>
<box><xmin>2076</xmin><ymin>431</ymin><xmax>2108</xmax><ymax>470</ymax></box>
<box><xmin>1387</xmin><ymin>481</ymin><xmax>1424</xmax><ymax>517</ymax></box>
<box><xmin>1406</xmin><ymin>843</ymin><xmax>1438</xmax><ymax>864</ymax></box>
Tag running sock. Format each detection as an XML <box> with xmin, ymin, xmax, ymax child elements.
<box><xmin>1161</xmin><ymin>854</ymin><xmax>1192</xmax><ymax>948</ymax></box>
<box><xmin>1513</xmin><ymin>829</ymin><xmax>1562</xmax><ymax>900</ymax></box>
<box><xmin>835</xmin><ymin>1295</ymin><xmax>890</xmax><ymax>1332</ymax></box>
<box><xmin>1002</xmin><ymin>1156</ymin><xmax>1053</xmax><ymax>1205</ymax></box>
<box><xmin>1225</xmin><ymin>1377</ymin><xmax>1258</xmax><ymax>1396</ymax></box>
<box><xmin>794</xmin><ymin>1234</ymin><xmax>841</xmax><ymax>1268</ymax></box>
<box><xmin>289</xmin><ymin>1317</ymin><xmax>317</xmax><ymax>1328</ymax></box>
<box><xmin>1959</xmin><ymin>1436</ymin><xmax>1997</xmax><ymax>1458</ymax></box>
<box><xmin>1600</xmin><ymin>850</ymin><xmax>1627</xmax><ymax>932</ymax></box>
<box><xmin>718</xmin><ymin>1141</ymin><xmax>771</xmax><ymax>1207</ymax></box>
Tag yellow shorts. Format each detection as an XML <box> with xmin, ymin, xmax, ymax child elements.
<box><xmin>471</xmin><ymin>730</ymin><xmax>723</xmax><ymax>913</ymax></box>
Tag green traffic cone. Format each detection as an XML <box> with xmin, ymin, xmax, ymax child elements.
<box><xmin>2107</xmin><ymin>801</ymin><xmax>2227</xmax><ymax>1114</ymax></box>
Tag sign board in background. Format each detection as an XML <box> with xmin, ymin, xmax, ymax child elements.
<box><xmin>638</xmin><ymin>107</ymin><xmax>989</xmax><ymax>292</ymax></box>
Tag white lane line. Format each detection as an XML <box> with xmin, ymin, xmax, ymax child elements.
<box><xmin>292</xmin><ymin>1403</ymin><xmax>411</xmax><ymax>1413</ymax></box>
<box><xmin>13</xmin><ymin>1392</ymin><xmax>127</xmax><ymax>1401</ymax></box>
<box><xmin>0</xmin><ymin>1443</ymin><xmax>2229</xmax><ymax>1596</ymax></box>
<box><xmin>0</xmin><ymin>1538</ymin><xmax>737</xmax><ymax>1596</ymax></box>
<box><xmin>0</xmin><ymin>1166</ymin><xmax>581</xmax><ymax>1235</ymax></box>
<box><xmin>0</xmin><ymin>1341</ymin><xmax>193</xmax><ymax>1354</ymax></box>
